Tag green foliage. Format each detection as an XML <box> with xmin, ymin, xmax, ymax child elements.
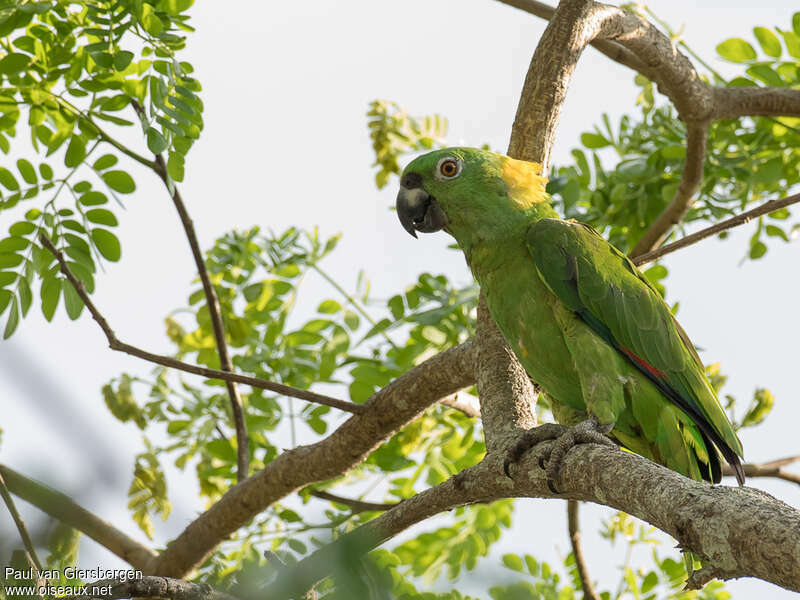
<box><xmin>128</xmin><ymin>442</ymin><xmax>171</xmax><ymax>539</ymax></box>
<box><xmin>1</xmin><ymin>5</ymin><xmax>789</xmax><ymax>599</ymax></box>
<box><xmin>0</xmin><ymin>0</ymin><xmax>202</xmax><ymax>336</ymax></box>
<box><xmin>368</xmin><ymin>99</ymin><xmax>448</xmax><ymax>188</ymax></box>
<box><xmin>547</xmin><ymin>11</ymin><xmax>800</xmax><ymax>269</ymax></box>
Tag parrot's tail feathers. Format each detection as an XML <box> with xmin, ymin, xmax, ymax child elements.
<box><xmin>695</xmin><ymin>429</ymin><xmax>722</xmax><ymax>484</ymax></box>
<box><xmin>727</xmin><ymin>452</ymin><xmax>746</xmax><ymax>487</ymax></box>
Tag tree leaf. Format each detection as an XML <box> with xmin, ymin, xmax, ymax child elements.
<box><xmin>91</xmin><ymin>228</ymin><xmax>122</xmax><ymax>261</ymax></box>
<box><xmin>16</xmin><ymin>159</ymin><xmax>37</xmax><ymax>184</ymax></box>
<box><xmin>147</xmin><ymin>127</ymin><xmax>169</xmax><ymax>154</ymax></box>
<box><xmin>716</xmin><ymin>38</ymin><xmax>757</xmax><ymax>62</ymax></box>
<box><xmin>64</xmin><ymin>136</ymin><xmax>87</xmax><ymax>168</ymax></box>
<box><xmin>93</xmin><ymin>154</ymin><xmax>118</xmax><ymax>171</ymax></box>
<box><xmin>0</xmin><ymin>167</ymin><xmax>19</xmax><ymax>191</ymax></box>
<box><xmin>166</xmin><ymin>151</ymin><xmax>185</xmax><ymax>181</ymax></box>
<box><xmin>581</xmin><ymin>132</ymin><xmax>611</xmax><ymax>148</ymax></box>
<box><xmin>0</xmin><ymin>53</ymin><xmax>31</xmax><ymax>75</ymax></box>
<box><xmin>753</xmin><ymin>27</ymin><xmax>782</xmax><ymax>57</ymax></box>
<box><xmin>3</xmin><ymin>295</ymin><xmax>19</xmax><ymax>338</ymax></box>
<box><xmin>86</xmin><ymin>209</ymin><xmax>119</xmax><ymax>226</ymax></box>
<box><xmin>41</xmin><ymin>277</ymin><xmax>61</xmax><ymax>321</ymax></box>
<box><xmin>63</xmin><ymin>280</ymin><xmax>84</xmax><ymax>319</ymax></box>
<box><xmin>102</xmin><ymin>170</ymin><xmax>136</xmax><ymax>193</ymax></box>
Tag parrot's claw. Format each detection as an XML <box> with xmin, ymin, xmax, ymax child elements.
<box><xmin>542</xmin><ymin>418</ymin><xmax>616</xmax><ymax>492</ymax></box>
<box><xmin>503</xmin><ymin>419</ymin><xmax>616</xmax><ymax>493</ymax></box>
<box><xmin>503</xmin><ymin>423</ymin><xmax>568</xmax><ymax>478</ymax></box>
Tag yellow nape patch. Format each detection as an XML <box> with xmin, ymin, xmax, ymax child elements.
<box><xmin>500</xmin><ymin>156</ymin><xmax>548</xmax><ymax>208</ymax></box>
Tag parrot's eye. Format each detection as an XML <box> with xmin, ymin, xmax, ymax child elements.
<box><xmin>435</xmin><ymin>157</ymin><xmax>462</xmax><ymax>180</ymax></box>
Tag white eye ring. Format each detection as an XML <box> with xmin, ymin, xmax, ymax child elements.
<box><xmin>434</xmin><ymin>156</ymin><xmax>462</xmax><ymax>181</ymax></box>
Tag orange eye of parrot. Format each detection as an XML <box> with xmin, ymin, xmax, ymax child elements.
<box><xmin>440</xmin><ymin>159</ymin><xmax>458</xmax><ymax>177</ymax></box>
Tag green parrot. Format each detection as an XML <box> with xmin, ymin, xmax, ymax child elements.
<box><xmin>396</xmin><ymin>147</ymin><xmax>744</xmax><ymax>487</ymax></box>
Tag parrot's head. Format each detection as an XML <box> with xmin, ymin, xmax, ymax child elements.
<box><xmin>395</xmin><ymin>147</ymin><xmax>550</xmax><ymax>246</ymax></box>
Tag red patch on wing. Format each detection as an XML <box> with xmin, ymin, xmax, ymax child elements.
<box><xmin>619</xmin><ymin>345</ymin><xmax>666</xmax><ymax>379</ymax></box>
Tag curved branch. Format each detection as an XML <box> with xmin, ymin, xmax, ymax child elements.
<box><xmin>631</xmin><ymin>192</ymin><xmax>800</xmax><ymax>266</ymax></box>
<box><xmin>0</xmin><ymin>464</ymin><xmax>157</xmax><ymax>571</ymax></box>
<box><xmin>147</xmin><ymin>340</ymin><xmax>477</xmax><ymax>577</ymax></box>
<box><xmin>39</xmin><ymin>234</ymin><xmax>363</xmax><ymax>415</ymax></box>
<box><xmin>264</xmin><ymin>442</ymin><xmax>800</xmax><ymax>596</ymax></box>
<box><xmin>567</xmin><ymin>500</ymin><xmax>600</xmax><ymax>600</ymax></box>
<box><xmin>630</xmin><ymin>123</ymin><xmax>708</xmax><ymax>256</ymax></box>
<box><xmin>64</xmin><ymin>577</ymin><xmax>239</xmax><ymax>600</ymax></box>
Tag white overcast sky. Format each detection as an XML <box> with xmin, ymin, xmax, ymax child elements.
<box><xmin>1</xmin><ymin>1</ymin><xmax>799</xmax><ymax>597</ymax></box>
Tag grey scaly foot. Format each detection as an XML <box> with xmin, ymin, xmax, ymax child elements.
<box><xmin>503</xmin><ymin>423</ymin><xmax>568</xmax><ymax>477</ymax></box>
<box><xmin>542</xmin><ymin>417</ymin><xmax>617</xmax><ymax>493</ymax></box>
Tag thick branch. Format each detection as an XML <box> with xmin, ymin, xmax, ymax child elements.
<box><xmin>264</xmin><ymin>461</ymin><xmax>494</xmax><ymax>598</ymax></box>
<box><xmin>630</xmin><ymin>123</ymin><xmax>708</xmax><ymax>256</ymax></box>
<box><xmin>475</xmin><ymin>296</ymin><xmax>536</xmax><ymax>452</ymax></box>
<box><xmin>712</xmin><ymin>87</ymin><xmax>800</xmax><ymax>121</ymax></box>
<box><xmin>266</xmin><ymin>442</ymin><xmax>800</xmax><ymax>596</ymax></box>
<box><xmin>147</xmin><ymin>340</ymin><xmax>477</xmax><ymax>577</ymax></box>
<box><xmin>40</xmin><ymin>234</ymin><xmax>363</xmax><ymax>415</ymax></box>
<box><xmin>496</xmin><ymin>0</ymin><xmax>651</xmax><ymax>76</ymax></box>
<box><xmin>508</xmin><ymin>0</ymin><xmax>612</xmax><ymax>168</ymax></box>
<box><xmin>0</xmin><ymin>464</ymin><xmax>157</xmax><ymax>571</ymax></box>
<box><xmin>631</xmin><ymin>192</ymin><xmax>800</xmax><ymax>266</ymax></box>
<box><xmin>64</xmin><ymin>577</ymin><xmax>238</xmax><ymax>600</ymax></box>
<box><xmin>567</xmin><ymin>500</ymin><xmax>600</xmax><ymax>600</ymax></box>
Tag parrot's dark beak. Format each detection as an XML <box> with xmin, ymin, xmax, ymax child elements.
<box><xmin>396</xmin><ymin>173</ymin><xmax>448</xmax><ymax>238</ymax></box>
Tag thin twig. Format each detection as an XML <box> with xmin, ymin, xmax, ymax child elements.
<box><xmin>147</xmin><ymin>151</ymin><xmax>250</xmax><ymax>482</ymax></box>
<box><xmin>0</xmin><ymin>469</ymin><xmax>44</xmax><ymax>575</ymax></box>
<box><xmin>567</xmin><ymin>500</ymin><xmax>600</xmax><ymax>600</ymax></box>
<box><xmin>631</xmin><ymin>193</ymin><xmax>800</xmax><ymax>265</ymax></box>
<box><xmin>0</xmin><ymin>464</ymin><xmax>157</xmax><ymax>570</ymax></box>
<box><xmin>309</xmin><ymin>490</ymin><xmax>399</xmax><ymax>513</ymax></box>
<box><xmin>631</xmin><ymin>123</ymin><xmax>709</xmax><ymax>256</ymax></box>
<box><xmin>39</xmin><ymin>235</ymin><xmax>364</xmax><ymax>415</ymax></box>
<box><xmin>722</xmin><ymin>455</ymin><xmax>800</xmax><ymax>487</ymax></box>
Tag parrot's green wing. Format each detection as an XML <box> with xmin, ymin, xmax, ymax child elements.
<box><xmin>527</xmin><ymin>218</ymin><xmax>744</xmax><ymax>484</ymax></box>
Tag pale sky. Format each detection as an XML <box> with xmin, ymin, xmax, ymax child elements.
<box><xmin>1</xmin><ymin>1</ymin><xmax>798</xmax><ymax>597</ymax></box>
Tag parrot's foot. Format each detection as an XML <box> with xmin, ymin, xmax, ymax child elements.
<box><xmin>503</xmin><ymin>418</ymin><xmax>616</xmax><ymax>493</ymax></box>
<box><xmin>504</xmin><ymin>423</ymin><xmax>567</xmax><ymax>478</ymax></box>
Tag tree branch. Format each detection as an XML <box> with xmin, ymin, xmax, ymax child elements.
<box><xmin>309</xmin><ymin>490</ymin><xmax>398</xmax><ymax>513</ymax></box>
<box><xmin>263</xmin><ymin>442</ymin><xmax>800</xmax><ymax>596</ymax></box>
<box><xmin>500</xmin><ymin>0</ymin><xmax>800</xmax><ymax>251</ymax></box>
<box><xmin>712</xmin><ymin>87</ymin><xmax>800</xmax><ymax>121</ymax></box>
<box><xmin>508</xmin><ymin>0</ymin><xmax>616</xmax><ymax>168</ymax></box>
<box><xmin>0</xmin><ymin>464</ymin><xmax>157</xmax><ymax>571</ymax></box>
<box><xmin>0</xmin><ymin>468</ymin><xmax>44</xmax><ymax>575</ymax></box>
<box><xmin>63</xmin><ymin>577</ymin><xmax>239</xmax><ymax>600</ymax></box>
<box><xmin>631</xmin><ymin>192</ymin><xmax>800</xmax><ymax>266</ymax></box>
<box><xmin>630</xmin><ymin>123</ymin><xmax>708</xmax><ymax>256</ymax></box>
<box><xmin>475</xmin><ymin>295</ymin><xmax>537</xmax><ymax>453</ymax></box>
<box><xmin>149</xmin><ymin>152</ymin><xmax>250</xmax><ymax>483</ymax></box>
<box><xmin>722</xmin><ymin>456</ymin><xmax>800</xmax><ymax>487</ymax></box>
<box><xmin>147</xmin><ymin>340</ymin><xmax>477</xmax><ymax>577</ymax></box>
<box><xmin>39</xmin><ymin>234</ymin><xmax>364</xmax><ymax>415</ymax></box>
<box><xmin>567</xmin><ymin>499</ymin><xmax>600</xmax><ymax>600</ymax></box>
<box><xmin>439</xmin><ymin>392</ymin><xmax>482</xmax><ymax>418</ymax></box>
